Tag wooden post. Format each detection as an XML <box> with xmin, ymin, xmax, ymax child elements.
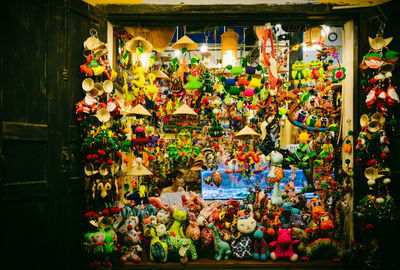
<box><xmin>342</xmin><ymin>19</ymin><xmax>355</xmax><ymax>245</ymax></box>
<box><xmin>107</xmin><ymin>21</ymin><xmax>115</xmax><ymax>69</ymax></box>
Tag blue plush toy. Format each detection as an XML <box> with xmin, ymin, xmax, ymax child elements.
<box><xmin>253</xmin><ymin>225</ymin><xmax>270</xmax><ymax>261</ymax></box>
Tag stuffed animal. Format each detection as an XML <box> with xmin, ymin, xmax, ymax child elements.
<box><xmin>280</xmin><ymin>202</ymin><xmax>301</xmax><ymax>228</ymax></box>
<box><xmin>157</xmin><ymin>209</ymin><xmax>171</xmax><ymax>225</ymax></box>
<box><xmin>120</xmin><ymin>230</ymin><xmax>142</xmax><ymax>263</ymax></box>
<box><xmin>253</xmin><ymin>225</ymin><xmax>269</xmax><ymax>261</ymax></box>
<box><xmin>146</xmin><ymin>224</ymin><xmax>168</xmax><ymax>262</ymax></box>
<box><xmin>231</xmin><ymin>215</ymin><xmax>257</xmax><ymax>260</ymax></box>
<box><xmin>267</xmin><ymin>151</ymin><xmax>284</xmax><ymax>205</ymax></box>
<box><xmin>117</xmin><ymin>215</ymin><xmax>139</xmax><ymax>236</ymax></box>
<box><xmin>169</xmin><ymin>208</ymin><xmax>187</xmax><ymax>238</ymax></box>
<box><xmin>207</xmin><ymin>222</ymin><xmax>232</xmax><ymax>260</ymax></box>
<box><xmin>297</xmin><ymin>238</ymin><xmax>350</xmax><ymax>262</ymax></box>
<box><xmin>269</xmin><ymin>228</ymin><xmax>299</xmax><ymax>261</ymax></box>
<box><xmin>186</xmin><ymin>220</ymin><xmax>201</xmax><ymax>241</ymax></box>
<box><xmin>165</xmin><ymin>231</ymin><xmax>198</xmax><ymax>264</ymax></box>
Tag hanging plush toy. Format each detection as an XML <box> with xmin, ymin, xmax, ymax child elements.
<box><xmin>267</xmin><ymin>151</ymin><xmax>284</xmax><ymax>205</ymax></box>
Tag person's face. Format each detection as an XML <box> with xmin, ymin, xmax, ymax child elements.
<box><xmin>173</xmin><ymin>174</ymin><xmax>185</xmax><ymax>187</ymax></box>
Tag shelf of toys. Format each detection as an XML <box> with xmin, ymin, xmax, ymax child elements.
<box><xmin>75</xmin><ymin>23</ymin><xmax>398</xmax><ymax>269</ymax></box>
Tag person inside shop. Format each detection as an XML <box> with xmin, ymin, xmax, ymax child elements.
<box><xmin>161</xmin><ymin>169</ymin><xmax>186</xmax><ymax>194</ymax></box>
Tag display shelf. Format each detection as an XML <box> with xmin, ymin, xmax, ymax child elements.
<box><xmin>114</xmin><ymin>259</ymin><xmax>360</xmax><ymax>270</ymax></box>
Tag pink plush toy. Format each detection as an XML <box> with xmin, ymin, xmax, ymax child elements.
<box><xmin>269</xmin><ymin>228</ymin><xmax>299</xmax><ymax>262</ymax></box>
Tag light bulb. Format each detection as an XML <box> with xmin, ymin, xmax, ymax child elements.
<box><xmin>174</xmin><ymin>50</ymin><xmax>181</xmax><ymax>57</ymax></box>
<box><xmin>200</xmin><ymin>44</ymin><xmax>208</xmax><ymax>53</ymax></box>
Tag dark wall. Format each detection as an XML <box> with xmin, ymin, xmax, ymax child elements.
<box><xmin>0</xmin><ymin>1</ymin><xmax>106</xmax><ymax>269</ymax></box>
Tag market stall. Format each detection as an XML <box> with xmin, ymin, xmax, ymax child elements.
<box><xmin>75</xmin><ymin>11</ymin><xmax>398</xmax><ymax>270</ymax></box>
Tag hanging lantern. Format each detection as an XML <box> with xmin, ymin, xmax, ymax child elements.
<box><xmin>221</xmin><ymin>28</ymin><xmax>239</xmax><ymax>67</ymax></box>
<box><xmin>304</xmin><ymin>26</ymin><xmax>327</xmax><ymax>45</ymax></box>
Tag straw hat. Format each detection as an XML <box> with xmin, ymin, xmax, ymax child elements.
<box><xmin>110</xmin><ymin>163</ymin><xmax>120</xmax><ymax>175</ymax></box>
<box><xmin>172</xmin><ymin>104</ymin><xmax>198</xmax><ymax>116</ymax></box>
<box><xmin>103</xmin><ymin>80</ymin><xmax>114</xmax><ymax>94</ymax></box>
<box><xmin>371</xmin><ymin>112</ymin><xmax>385</xmax><ymax>126</ymax></box>
<box><xmin>82</xmin><ymin>78</ymin><xmax>95</xmax><ymax>92</ymax></box>
<box><xmin>84</xmin><ymin>162</ymin><xmax>98</xmax><ymax>176</ymax></box>
<box><xmin>99</xmin><ymin>163</ymin><xmax>109</xmax><ymax>176</ymax></box>
<box><xmin>128</xmin><ymin>104</ymin><xmax>152</xmax><ymax>117</ymax></box>
<box><xmin>96</xmin><ymin>109</ymin><xmax>111</xmax><ymax>123</ymax></box>
<box><xmin>92</xmin><ymin>44</ymin><xmax>108</xmax><ymax>59</ymax></box>
<box><xmin>211</xmin><ymin>99</ymin><xmax>222</xmax><ymax>107</ymax></box>
<box><xmin>234</xmin><ymin>126</ymin><xmax>260</xmax><ymax>140</ymax></box>
<box><xmin>360</xmin><ymin>114</ymin><xmax>369</xmax><ymax>129</ymax></box>
<box><xmin>126</xmin><ymin>36</ymin><xmax>153</xmax><ymax>53</ymax></box>
<box><xmin>153</xmin><ymin>70</ymin><xmax>170</xmax><ymax>80</ymax></box>
<box><xmin>364</xmin><ymin>167</ymin><xmax>378</xmax><ymax>180</ymax></box>
<box><xmin>93</xmin><ymin>83</ymin><xmax>105</xmax><ymax>96</ymax></box>
<box><xmin>126</xmin><ymin>158</ymin><xmax>153</xmax><ymax>176</ymax></box>
<box><xmin>367</xmin><ymin>120</ymin><xmax>381</xmax><ymax>133</ymax></box>
<box><xmin>368</xmin><ymin>36</ymin><xmax>393</xmax><ymax>52</ymax></box>
<box><xmin>380</xmin><ymin>62</ymin><xmax>394</xmax><ymax>74</ymax></box>
<box><xmin>84</xmin><ymin>36</ymin><xmax>102</xmax><ymax>51</ymax></box>
<box><xmin>172</xmin><ymin>35</ymin><xmax>198</xmax><ymax>51</ymax></box>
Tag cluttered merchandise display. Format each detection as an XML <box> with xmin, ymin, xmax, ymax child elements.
<box><xmin>76</xmin><ymin>25</ymin><xmax>399</xmax><ymax>269</ymax></box>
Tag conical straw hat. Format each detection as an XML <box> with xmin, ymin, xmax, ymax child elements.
<box><xmin>360</xmin><ymin>114</ymin><xmax>369</xmax><ymax>129</ymax></box>
<box><xmin>172</xmin><ymin>35</ymin><xmax>198</xmax><ymax>51</ymax></box>
<box><xmin>368</xmin><ymin>36</ymin><xmax>393</xmax><ymax>52</ymax></box>
<box><xmin>371</xmin><ymin>112</ymin><xmax>385</xmax><ymax>126</ymax></box>
<box><xmin>96</xmin><ymin>109</ymin><xmax>111</xmax><ymax>123</ymax></box>
<box><xmin>82</xmin><ymin>78</ymin><xmax>95</xmax><ymax>92</ymax></box>
<box><xmin>126</xmin><ymin>36</ymin><xmax>153</xmax><ymax>53</ymax></box>
<box><xmin>364</xmin><ymin>167</ymin><xmax>378</xmax><ymax>180</ymax></box>
<box><xmin>103</xmin><ymin>80</ymin><xmax>114</xmax><ymax>93</ymax></box>
<box><xmin>84</xmin><ymin>162</ymin><xmax>98</xmax><ymax>176</ymax></box>
<box><xmin>153</xmin><ymin>70</ymin><xmax>170</xmax><ymax>80</ymax></box>
<box><xmin>211</xmin><ymin>99</ymin><xmax>222</xmax><ymax>106</ymax></box>
<box><xmin>84</xmin><ymin>36</ymin><xmax>102</xmax><ymax>50</ymax></box>
<box><xmin>126</xmin><ymin>158</ymin><xmax>153</xmax><ymax>176</ymax></box>
<box><xmin>172</xmin><ymin>104</ymin><xmax>198</xmax><ymax>116</ymax></box>
<box><xmin>235</xmin><ymin>126</ymin><xmax>259</xmax><ymax>139</ymax></box>
<box><xmin>367</xmin><ymin>120</ymin><xmax>381</xmax><ymax>133</ymax></box>
<box><xmin>129</xmin><ymin>104</ymin><xmax>152</xmax><ymax>116</ymax></box>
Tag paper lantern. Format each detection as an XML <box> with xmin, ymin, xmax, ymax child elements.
<box><xmin>304</xmin><ymin>26</ymin><xmax>327</xmax><ymax>44</ymax></box>
<box><xmin>221</xmin><ymin>28</ymin><xmax>239</xmax><ymax>67</ymax></box>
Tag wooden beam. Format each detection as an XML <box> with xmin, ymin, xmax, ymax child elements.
<box><xmin>103</xmin><ymin>4</ymin><xmax>362</xmax><ymax>26</ymax></box>
<box><xmin>342</xmin><ymin>19</ymin><xmax>355</xmax><ymax>245</ymax></box>
<box><xmin>104</xmin><ymin>3</ymin><xmax>334</xmax><ymax>15</ymax></box>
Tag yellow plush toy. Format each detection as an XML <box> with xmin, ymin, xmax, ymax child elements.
<box><xmin>145</xmin><ymin>73</ymin><xmax>158</xmax><ymax>101</ymax></box>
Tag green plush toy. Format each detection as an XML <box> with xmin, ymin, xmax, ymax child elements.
<box><xmin>146</xmin><ymin>224</ymin><xmax>168</xmax><ymax>262</ymax></box>
<box><xmin>185</xmin><ymin>75</ymin><xmax>203</xmax><ymax>90</ymax></box>
<box><xmin>231</xmin><ymin>66</ymin><xmax>242</xmax><ymax>75</ymax></box>
<box><xmin>297</xmin><ymin>238</ymin><xmax>351</xmax><ymax>262</ymax></box>
<box><xmin>169</xmin><ymin>208</ymin><xmax>187</xmax><ymax>238</ymax></box>
<box><xmin>207</xmin><ymin>222</ymin><xmax>232</xmax><ymax>260</ymax></box>
<box><xmin>165</xmin><ymin>231</ymin><xmax>197</xmax><ymax>264</ymax></box>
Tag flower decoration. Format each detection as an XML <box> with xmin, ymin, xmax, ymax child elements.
<box><xmin>332</xmin><ymin>51</ymin><xmax>340</xmax><ymax>60</ymax></box>
<box><xmin>332</xmin><ymin>67</ymin><xmax>346</xmax><ymax>83</ymax></box>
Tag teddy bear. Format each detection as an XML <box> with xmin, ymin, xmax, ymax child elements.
<box><xmin>231</xmin><ymin>215</ymin><xmax>257</xmax><ymax>260</ymax></box>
